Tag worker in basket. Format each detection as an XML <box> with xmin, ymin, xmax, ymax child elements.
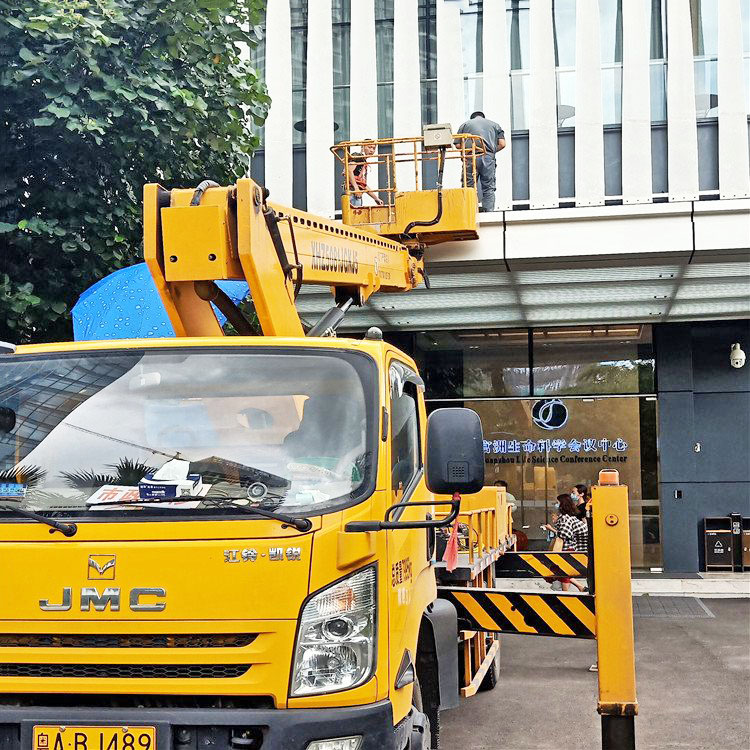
<box><xmin>347</xmin><ymin>140</ymin><xmax>384</xmax><ymax>207</ymax></box>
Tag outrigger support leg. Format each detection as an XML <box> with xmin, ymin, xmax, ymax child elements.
<box><xmin>602</xmin><ymin>716</ymin><xmax>636</xmax><ymax>750</ymax></box>
<box><xmin>592</xmin><ymin>475</ymin><xmax>638</xmax><ymax>750</ymax></box>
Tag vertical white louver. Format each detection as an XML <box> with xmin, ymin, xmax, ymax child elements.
<box><xmin>264</xmin><ymin>0</ymin><xmax>294</xmax><ymax>204</ymax></box>
<box><xmin>393</xmin><ymin>0</ymin><xmax>422</xmax><ymax>192</ymax></box>
<box><xmin>717</xmin><ymin>0</ymin><xmax>750</xmax><ymax>199</ymax></box>
<box><xmin>528</xmin><ymin>0</ymin><xmax>559</xmax><ymax>208</ymax></box>
<box><xmin>350</xmin><ymin>0</ymin><xmax>378</xmax><ymax>142</ymax></box>
<box><xmin>306</xmin><ymin>0</ymin><xmax>334</xmax><ymax>215</ymax></box>
<box><xmin>483</xmin><ymin>0</ymin><xmax>513</xmax><ymax>210</ymax></box>
<box><xmin>621</xmin><ymin>0</ymin><xmax>653</xmax><ymax>204</ymax></box>
<box><xmin>574</xmin><ymin>0</ymin><xmax>605</xmax><ymax>206</ymax></box>
<box><xmin>436</xmin><ymin>0</ymin><xmax>465</xmax><ymax>190</ymax></box>
<box><xmin>666</xmin><ymin>0</ymin><xmax>700</xmax><ymax>202</ymax></box>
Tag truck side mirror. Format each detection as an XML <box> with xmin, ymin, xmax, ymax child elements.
<box><xmin>425</xmin><ymin>408</ymin><xmax>484</xmax><ymax>495</ymax></box>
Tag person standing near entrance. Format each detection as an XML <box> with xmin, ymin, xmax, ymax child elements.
<box><xmin>456</xmin><ymin>111</ymin><xmax>506</xmax><ymax>212</ymax></box>
<box><xmin>544</xmin><ymin>493</ymin><xmax>588</xmax><ymax>592</ymax></box>
<box><xmin>571</xmin><ymin>483</ymin><xmax>590</xmax><ymax>520</ymax></box>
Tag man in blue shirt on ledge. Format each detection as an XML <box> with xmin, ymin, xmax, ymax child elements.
<box><xmin>457</xmin><ymin>111</ymin><xmax>506</xmax><ymax>212</ymax></box>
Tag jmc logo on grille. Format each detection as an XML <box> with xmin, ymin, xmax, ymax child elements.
<box><xmin>88</xmin><ymin>554</ymin><xmax>116</xmax><ymax>580</ymax></box>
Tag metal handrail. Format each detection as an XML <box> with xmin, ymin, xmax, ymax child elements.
<box><xmin>331</xmin><ymin>134</ymin><xmax>486</xmax><ymax>218</ymax></box>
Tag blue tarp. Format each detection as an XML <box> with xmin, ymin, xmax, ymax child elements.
<box><xmin>72</xmin><ymin>263</ymin><xmax>249</xmax><ymax>341</ymax></box>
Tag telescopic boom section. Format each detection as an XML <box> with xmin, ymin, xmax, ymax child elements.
<box><xmin>143</xmin><ymin>178</ymin><xmax>425</xmax><ymax>338</ymax></box>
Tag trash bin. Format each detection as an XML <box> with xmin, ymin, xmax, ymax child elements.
<box><xmin>703</xmin><ymin>517</ymin><xmax>734</xmax><ymax>570</ymax></box>
<box><xmin>742</xmin><ymin>518</ymin><xmax>750</xmax><ymax>572</ymax></box>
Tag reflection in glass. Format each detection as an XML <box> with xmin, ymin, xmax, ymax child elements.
<box><xmin>510</xmin><ymin>73</ymin><xmax>528</xmax><ymax>130</ymax></box>
<box><xmin>553</xmin><ymin>0</ymin><xmax>576</xmax><ymax>127</ymax></box>
<box><xmin>650</xmin><ymin>0</ymin><xmax>666</xmax><ymax>59</ymax></box>
<box><xmin>464</xmin><ymin>77</ymin><xmax>483</xmax><ymax>116</ymax></box>
<box><xmin>468</xmin><ymin>396</ymin><xmax>661</xmax><ymax>568</ymax></box>
<box><xmin>291</xmin><ymin>0</ymin><xmax>309</xmax><ymax>147</ymax></box>
<box><xmin>461</xmin><ymin>0</ymin><xmax>483</xmax><ymax>116</ymax></box>
<box><xmin>419</xmin><ymin>0</ymin><xmax>438</xmax><ymax>125</ymax></box>
<box><xmin>375</xmin><ymin>0</ymin><xmax>394</xmax><ymax>138</ymax></box>
<box><xmin>332</xmin><ymin>1</ymin><xmax>351</xmax><ymax>142</ymax></box>
<box><xmin>599</xmin><ymin>0</ymin><xmax>623</xmax><ymax>64</ymax></box>
<box><xmin>600</xmin><ymin>0</ymin><xmax>623</xmax><ymax>125</ymax></box>
<box><xmin>691</xmin><ymin>0</ymin><xmax>719</xmax><ymax>117</ymax></box>
<box><xmin>508</xmin><ymin>0</ymin><xmax>530</xmax><ymax>71</ymax></box>
<box><xmin>556</xmin><ymin>71</ymin><xmax>576</xmax><ymax>126</ymax></box>
<box><xmin>650</xmin><ymin>62</ymin><xmax>667</xmax><ymax>122</ymax></box>
<box><xmin>532</xmin><ymin>326</ymin><xmax>655</xmax><ymax>396</ymax></box>
<box><xmin>602</xmin><ymin>65</ymin><xmax>623</xmax><ymax>125</ymax></box>
<box><xmin>552</xmin><ymin>0</ymin><xmax>576</xmax><ymax>68</ymax></box>
<box><xmin>248</xmin><ymin>6</ymin><xmax>267</xmax><ymax>147</ymax></box>
<box><xmin>507</xmin><ymin>0</ymin><xmax>530</xmax><ymax>130</ymax></box>
<box><xmin>413</xmin><ymin>329</ymin><xmax>531</xmax><ymax>399</ymax></box>
<box><xmin>649</xmin><ymin>0</ymin><xmax>667</xmax><ymax>122</ymax></box>
<box><xmin>694</xmin><ymin>60</ymin><xmax>718</xmax><ymax>117</ymax></box>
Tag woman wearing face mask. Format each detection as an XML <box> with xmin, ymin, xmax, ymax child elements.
<box><xmin>544</xmin><ymin>493</ymin><xmax>588</xmax><ymax>592</ymax></box>
<box><xmin>571</xmin><ymin>484</ymin><xmax>589</xmax><ymax>520</ymax></box>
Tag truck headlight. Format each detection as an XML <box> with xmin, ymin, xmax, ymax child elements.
<box><xmin>291</xmin><ymin>566</ymin><xmax>376</xmax><ymax>696</ymax></box>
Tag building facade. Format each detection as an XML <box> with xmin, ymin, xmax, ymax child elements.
<box><xmin>249</xmin><ymin>0</ymin><xmax>750</xmax><ymax>572</ymax></box>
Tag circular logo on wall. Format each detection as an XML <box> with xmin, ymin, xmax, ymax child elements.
<box><xmin>532</xmin><ymin>399</ymin><xmax>569</xmax><ymax>431</ymax></box>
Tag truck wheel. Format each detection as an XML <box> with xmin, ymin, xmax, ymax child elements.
<box><xmin>478</xmin><ymin>639</ymin><xmax>499</xmax><ymax>692</ymax></box>
<box><xmin>416</xmin><ymin>664</ymin><xmax>441</xmax><ymax>749</ymax></box>
<box><xmin>409</xmin><ymin>678</ymin><xmax>431</xmax><ymax>750</ymax></box>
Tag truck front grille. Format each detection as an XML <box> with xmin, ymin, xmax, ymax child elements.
<box><xmin>0</xmin><ymin>663</ymin><xmax>251</xmax><ymax>679</ymax></box>
<box><xmin>0</xmin><ymin>633</ymin><xmax>256</xmax><ymax>649</ymax></box>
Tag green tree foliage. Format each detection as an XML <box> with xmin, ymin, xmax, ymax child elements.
<box><xmin>0</xmin><ymin>0</ymin><xmax>269</xmax><ymax>343</ymax></box>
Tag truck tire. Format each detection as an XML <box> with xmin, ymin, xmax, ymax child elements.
<box><xmin>416</xmin><ymin>658</ymin><xmax>441</xmax><ymax>749</ymax></box>
<box><xmin>478</xmin><ymin>637</ymin><xmax>499</xmax><ymax>692</ymax></box>
<box><xmin>409</xmin><ymin>678</ymin><xmax>431</xmax><ymax>750</ymax></box>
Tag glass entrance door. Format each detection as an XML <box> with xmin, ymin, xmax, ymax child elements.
<box><xmin>472</xmin><ymin>396</ymin><xmax>661</xmax><ymax>568</ymax></box>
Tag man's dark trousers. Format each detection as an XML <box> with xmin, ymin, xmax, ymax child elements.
<box><xmin>464</xmin><ymin>153</ymin><xmax>496</xmax><ymax>211</ymax></box>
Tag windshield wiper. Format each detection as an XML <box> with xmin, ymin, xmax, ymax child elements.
<box><xmin>201</xmin><ymin>496</ymin><xmax>313</xmax><ymax>532</ymax></box>
<box><xmin>0</xmin><ymin>505</ymin><xmax>78</xmax><ymax>537</ymax></box>
<box><xmin>87</xmin><ymin>495</ymin><xmax>313</xmax><ymax>532</ymax></box>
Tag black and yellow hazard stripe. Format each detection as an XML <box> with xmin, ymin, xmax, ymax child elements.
<box><xmin>495</xmin><ymin>552</ymin><xmax>589</xmax><ymax>579</ymax></box>
<box><xmin>438</xmin><ymin>587</ymin><xmax>596</xmax><ymax>639</ymax></box>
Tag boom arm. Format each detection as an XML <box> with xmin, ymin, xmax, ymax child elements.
<box><xmin>144</xmin><ymin>179</ymin><xmax>424</xmax><ymax>337</ymax></box>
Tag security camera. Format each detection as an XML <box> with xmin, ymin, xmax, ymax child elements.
<box><xmin>730</xmin><ymin>343</ymin><xmax>746</xmax><ymax>369</ymax></box>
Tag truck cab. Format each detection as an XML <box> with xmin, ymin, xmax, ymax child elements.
<box><xmin>0</xmin><ymin>336</ymin><xmax>482</xmax><ymax>750</ymax></box>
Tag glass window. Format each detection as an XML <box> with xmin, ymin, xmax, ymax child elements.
<box><xmin>291</xmin><ymin>0</ymin><xmax>308</xmax><ymax>147</ymax></box>
<box><xmin>461</xmin><ymin>0</ymin><xmax>484</xmax><ymax>117</ymax></box>
<box><xmin>390</xmin><ymin>364</ymin><xmax>421</xmax><ymax>493</ymax></box>
<box><xmin>376</xmin><ymin>0</ymin><xmax>395</xmax><ymax>138</ymax></box>
<box><xmin>649</xmin><ymin>0</ymin><xmax>667</xmax><ymax>122</ymax></box>
<box><xmin>420</xmin><ymin>0</ymin><xmax>438</xmax><ymax>125</ymax></box>
<box><xmin>600</xmin><ymin>0</ymin><xmax>623</xmax><ymax>125</ymax></box>
<box><xmin>332</xmin><ymin>0</ymin><xmax>351</xmax><ymax>143</ymax></box>
<box><xmin>413</xmin><ymin>329</ymin><xmax>531</xmax><ymax>399</ymax></box>
<box><xmin>248</xmin><ymin>6</ymin><xmax>267</xmax><ymax>148</ymax></box>
<box><xmin>691</xmin><ymin>0</ymin><xmax>719</xmax><ymax>117</ymax></box>
<box><xmin>469</xmin><ymin>395</ymin><xmax>661</xmax><ymax>569</ymax></box>
<box><xmin>553</xmin><ymin>0</ymin><xmax>576</xmax><ymax>126</ymax></box>
<box><xmin>0</xmin><ymin>349</ymin><xmax>378</xmax><ymax>519</ymax></box>
<box><xmin>532</xmin><ymin>325</ymin><xmax>655</xmax><ymax>396</ymax></box>
<box><xmin>508</xmin><ymin>0</ymin><xmax>530</xmax><ymax>130</ymax></box>
<box><xmin>508</xmin><ymin>0</ymin><xmax>530</xmax><ymax>71</ymax></box>
<box><xmin>599</xmin><ymin>0</ymin><xmax>623</xmax><ymax>63</ymax></box>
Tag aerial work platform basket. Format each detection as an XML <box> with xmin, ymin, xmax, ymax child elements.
<box><xmin>331</xmin><ymin>126</ymin><xmax>485</xmax><ymax>247</ymax></box>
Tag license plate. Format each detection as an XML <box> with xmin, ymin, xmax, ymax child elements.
<box><xmin>33</xmin><ymin>726</ymin><xmax>156</xmax><ymax>750</ymax></box>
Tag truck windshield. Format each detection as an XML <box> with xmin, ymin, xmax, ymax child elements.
<box><xmin>0</xmin><ymin>348</ymin><xmax>377</xmax><ymax>519</ymax></box>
